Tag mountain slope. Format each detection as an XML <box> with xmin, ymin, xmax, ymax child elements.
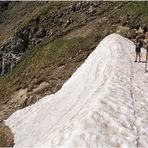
<box><xmin>5</xmin><ymin>34</ymin><xmax>148</xmax><ymax>147</ymax></box>
<box><xmin>0</xmin><ymin>1</ymin><xmax>148</xmax><ymax>147</ymax></box>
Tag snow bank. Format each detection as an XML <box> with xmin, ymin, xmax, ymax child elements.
<box><xmin>5</xmin><ymin>34</ymin><xmax>137</xmax><ymax>147</ymax></box>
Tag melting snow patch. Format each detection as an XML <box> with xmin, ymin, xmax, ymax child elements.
<box><xmin>5</xmin><ymin>33</ymin><xmax>148</xmax><ymax>147</ymax></box>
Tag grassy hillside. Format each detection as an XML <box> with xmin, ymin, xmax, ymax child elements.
<box><xmin>0</xmin><ymin>37</ymin><xmax>81</xmax><ymax>104</ymax></box>
<box><xmin>0</xmin><ymin>2</ymin><xmax>49</xmax><ymax>45</ymax></box>
<box><xmin>117</xmin><ymin>2</ymin><xmax>148</xmax><ymax>24</ymax></box>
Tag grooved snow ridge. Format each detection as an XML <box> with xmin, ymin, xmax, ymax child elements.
<box><xmin>5</xmin><ymin>34</ymin><xmax>148</xmax><ymax>148</ymax></box>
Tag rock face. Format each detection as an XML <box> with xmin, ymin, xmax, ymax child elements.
<box><xmin>0</xmin><ymin>1</ymin><xmax>99</xmax><ymax>75</ymax></box>
<box><xmin>0</xmin><ymin>25</ymin><xmax>47</xmax><ymax>75</ymax></box>
<box><xmin>0</xmin><ymin>28</ymin><xmax>30</xmax><ymax>75</ymax></box>
<box><xmin>35</xmin><ymin>29</ymin><xmax>46</xmax><ymax>38</ymax></box>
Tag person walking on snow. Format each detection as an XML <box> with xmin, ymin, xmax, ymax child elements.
<box><xmin>144</xmin><ymin>41</ymin><xmax>148</xmax><ymax>72</ymax></box>
<box><xmin>146</xmin><ymin>44</ymin><xmax>148</xmax><ymax>61</ymax></box>
<box><xmin>134</xmin><ymin>38</ymin><xmax>143</xmax><ymax>62</ymax></box>
<box><xmin>143</xmin><ymin>34</ymin><xmax>148</xmax><ymax>61</ymax></box>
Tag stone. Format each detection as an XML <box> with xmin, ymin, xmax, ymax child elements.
<box><xmin>1</xmin><ymin>51</ymin><xmax>23</xmax><ymax>75</ymax></box>
<box><xmin>35</xmin><ymin>29</ymin><xmax>46</xmax><ymax>38</ymax></box>
<box><xmin>0</xmin><ymin>30</ymin><xmax>29</xmax><ymax>75</ymax></box>
<box><xmin>61</xmin><ymin>7</ymin><xmax>68</xmax><ymax>15</ymax></box>
<box><xmin>0</xmin><ymin>25</ymin><xmax>40</xmax><ymax>77</ymax></box>
<box><xmin>141</xmin><ymin>24</ymin><xmax>147</xmax><ymax>33</ymax></box>
<box><xmin>28</xmin><ymin>26</ymin><xmax>38</xmax><ymax>39</ymax></box>
<box><xmin>75</xmin><ymin>2</ymin><xmax>82</xmax><ymax>11</ymax></box>
<box><xmin>19</xmin><ymin>27</ymin><xmax>30</xmax><ymax>42</ymax></box>
<box><xmin>67</xmin><ymin>4</ymin><xmax>76</xmax><ymax>13</ymax></box>
<box><xmin>86</xmin><ymin>16</ymin><xmax>97</xmax><ymax>22</ymax></box>
<box><xmin>31</xmin><ymin>38</ymin><xmax>42</xmax><ymax>45</ymax></box>
<box><xmin>81</xmin><ymin>1</ymin><xmax>90</xmax><ymax>9</ymax></box>
<box><xmin>64</xmin><ymin>19</ymin><xmax>72</xmax><ymax>28</ymax></box>
<box><xmin>50</xmin><ymin>29</ymin><xmax>53</xmax><ymax>36</ymax></box>
<box><xmin>92</xmin><ymin>1</ymin><xmax>101</xmax><ymax>7</ymax></box>
<box><xmin>128</xmin><ymin>29</ymin><xmax>137</xmax><ymax>39</ymax></box>
<box><xmin>11</xmin><ymin>37</ymin><xmax>26</xmax><ymax>54</ymax></box>
<box><xmin>57</xmin><ymin>19</ymin><xmax>63</xmax><ymax>26</ymax></box>
<box><xmin>57</xmin><ymin>11</ymin><xmax>63</xmax><ymax>18</ymax></box>
<box><xmin>88</xmin><ymin>5</ymin><xmax>96</xmax><ymax>14</ymax></box>
<box><xmin>137</xmin><ymin>27</ymin><xmax>144</xmax><ymax>33</ymax></box>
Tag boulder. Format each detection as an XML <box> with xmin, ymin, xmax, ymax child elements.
<box><xmin>137</xmin><ymin>27</ymin><xmax>144</xmax><ymax>33</ymax></box>
<box><xmin>1</xmin><ymin>52</ymin><xmax>12</xmax><ymax>75</ymax></box>
<box><xmin>141</xmin><ymin>24</ymin><xmax>147</xmax><ymax>33</ymax></box>
<box><xmin>75</xmin><ymin>2</ymin><xmax>82</xmax><ymax>11</ymax></box>
<box><xmin>28</xmin><ymin>26</ymin><xmax>38</xmax><ymax>39</ymax></box>
<box><xmin>31</xmin><ymin>38</ymin><xmax>42</xmax><ymax>45</ymax></box>
<box><xmin>11</xmin><ymin>37</ymin><xmax>26</xmax><ymax>54</ymax></box>
<box><xmin>67</xmin><ymin>4</ymin><xmax>76</xmax><ymax>13</ymax></box>
<box><xmin>88</xmin><ymin>5</ymin><xmax>96</xmax><ymax>14</ymax></box>
<box><xmin>35</xmin><ymin>29</ymin><xmax>46</xmax><ymax>38</ymax></box>
<box><xmin>1</xmin><ymin>36</ymin><xmax>27</xmax><ymax>54</ymax></box>
<box><xmin>0</xmin><ymin>27</ymin><xmax>31</xmax><ymax>75</ymax></box>
<box><xmin>1</xmin><ymin>51</ymin><xmax>22</xmax><ymax>75</ymax></box>
<box><xmin>64</xmin><ymin>19</ymin><xmax>72</xmax><ymax>28</ymax></box>
<box><xmin>57</xmin><ymin>11</ymin><xmax>63</xmax><ymax>18</ymax></box>
<box><xmin>81</xmin><ymin>1</ymin><xmax>90</xmax><ymax>9</ymax></box>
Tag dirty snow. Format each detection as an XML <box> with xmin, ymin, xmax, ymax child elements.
<box><xmin>5</xmin><ymin>34</ymin><xmax>148</xmax><ymax>147</ymax></box>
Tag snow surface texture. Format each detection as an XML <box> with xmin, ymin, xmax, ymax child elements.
<box><xmin>5</xmin><ymin>34</ymin><xmax>148</xmax><ymax>147</ymax></box>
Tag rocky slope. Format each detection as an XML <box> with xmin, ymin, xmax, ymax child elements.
<box><xmin>0</xmin><ymin>1</ymin><xmax>148</xmax><ymax>147</ymax></box>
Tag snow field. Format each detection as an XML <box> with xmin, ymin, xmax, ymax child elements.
<box><xmin>5</xmin><ymin>34</ymin><xmax>148</xmax><ymax>148</ymax></box>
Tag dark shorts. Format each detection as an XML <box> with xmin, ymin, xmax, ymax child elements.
<box><xmin>136</xmin><ymin>47</ymin><xmax>141</xmax><ymax>53</ymax></box>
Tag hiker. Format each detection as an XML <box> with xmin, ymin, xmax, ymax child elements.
<box><xmin>145</xmin><ymin>43</ymin><xmax>148</xmax><ymax>72</ymax></box>
<box><xmin>146</xmin><ymin>44</ymin><xmax>148</xmax><ymax>61</ymax></box>
<box><xmin>134</xmin><ymin>38</ymin><xmax>143</xmax><ymax>62</ymax></box>
<box><xmin>143</xmin><ymin>34</ymin><xmax>148</xmax><ymax>61</ymax></box>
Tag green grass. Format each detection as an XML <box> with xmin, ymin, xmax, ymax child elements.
<box><xmin>1</xmin><ymin>37</ymin><xmax>80</xmax><ymax>78</ymax></box>
<box><xmin>0</xmin><ymin>37</ymin><xmax>81</xmax><ymax>104</ymax></box>
<box><xmin>0</xmin><ymin>2</ymin><xmax>48</xmax><ymax>45</ymax></box>
<box><xmin>115</xmin><ymin>2</ymin><xmax>148</xmax><ymax>24</ymax></box>
<box><xmin>18</xmin><ymin>2</ymin><xmax>64</xmax><ymax>30</ymax></box>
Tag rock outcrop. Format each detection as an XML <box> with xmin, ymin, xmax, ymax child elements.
<box><xmin>0</xmin><ymin>24</ymin><xmax>48</xmax><ymax>75</ymax></box>
<box><xmin>0</xmin><ymin>1</ymin><xmax>100</xmax><ymax>75</ymax></box>
<box><xmin>0</xmin><ymin>28</ymin><xmax>30</xmax><ymax>75</ymax></box>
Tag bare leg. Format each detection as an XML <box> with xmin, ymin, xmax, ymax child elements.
<box><xmin>145</xmin><ymin>53</ymin><xmax>148</xmax><ymax>72</ymax></box>
<box><xmin>138</xmin><ymin>53</ymin><xmax>141</xmax><ymax>62</ymax></box>
<box><xmin>135</xmin><ymin>52</ymin><xmax>138</xmax><ymax>62</ymax></box>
